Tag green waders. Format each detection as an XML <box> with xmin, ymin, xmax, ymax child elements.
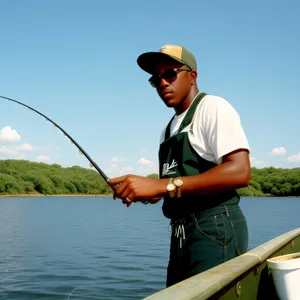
<box><xmin>158</xmin><ymin>93</ymin><xmax>248</xmax><ymax>287</ymax></box>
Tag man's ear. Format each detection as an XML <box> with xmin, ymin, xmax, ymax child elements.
<box><xmin>190</xmin><ymin>70</ymin><xmax>197</xmax><ymax>85</ymax></box>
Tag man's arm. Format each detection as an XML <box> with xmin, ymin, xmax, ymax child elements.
<box><xmin>108</xmin><ymin>149</ymin><xmax>250</xmax><ymax>205</ymax></box>
<box><xmin>179</xmin><ymin>149</ymin><xmax>250</xmax><ymax>196</ymax></box>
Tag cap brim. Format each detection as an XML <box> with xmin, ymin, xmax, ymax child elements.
<box><xmin>137</xmin><ymin>52</ymin><xmax>185</xmax><ymax>74</ymax></box>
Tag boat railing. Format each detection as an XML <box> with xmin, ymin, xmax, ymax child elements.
<box><xmin>144</xmin><ymin>228</ymin><xmax>300</xmax><ymax>300</ymax></box>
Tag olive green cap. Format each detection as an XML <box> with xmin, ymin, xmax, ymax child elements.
<box><xmin>137</xmin><ymin>44</ymin><xmax>197</xmax><ymax>74</ymax></box>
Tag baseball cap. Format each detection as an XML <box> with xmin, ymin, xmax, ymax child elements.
<box><xmin>137</xmin><ymin>44</ymin><xmax>197</xmax><ymax>74</ymax></box>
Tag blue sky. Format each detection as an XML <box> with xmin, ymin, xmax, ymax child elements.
<box><xmin>0</xmin><ymin>0</ymin><xmax>299</xmax><ymax>178</ymax></box>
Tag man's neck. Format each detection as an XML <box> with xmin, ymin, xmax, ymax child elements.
<box><xmin>174</xmin><ymin>87</ymin><xmax>200</xmax><ymax>115</ymax></box>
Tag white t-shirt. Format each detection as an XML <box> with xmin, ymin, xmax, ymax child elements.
<box><xmin>160</xmin><ymin>94</ymin><xmax>250</xmax><ymax>164</ymax></box>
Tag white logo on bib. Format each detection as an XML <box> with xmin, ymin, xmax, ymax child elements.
<box><xmin>162</xmin><ymin>159</ymin><xmax>178</xmax><ymax>176</ymax></box>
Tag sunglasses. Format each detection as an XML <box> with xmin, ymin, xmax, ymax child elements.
<box><xmin>148</xmin><ymin>67</ymin><xmax>191</xmax><ymax>88</ymax></box>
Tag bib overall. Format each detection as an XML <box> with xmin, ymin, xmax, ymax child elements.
<box><xmin>158</xmin><ymin>93</ymin><xmax>249</xmax><ymax>287</ymax></box>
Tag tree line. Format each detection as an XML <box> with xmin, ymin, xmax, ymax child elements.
<box><xmin>0</xmin><ymin>160</ymin><xmax>299</xmax><ymax>197</ymax></box>
<box><xmin>239</xmin><ymin>167</ymin><xmax>300</xmax><ymax>197</ymax></box>
<box><xmin>0</xmin><ymin>159</ymin><xmax>112</xmax><ymax>195</ymax></box>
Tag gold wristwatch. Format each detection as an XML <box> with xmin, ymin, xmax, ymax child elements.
<box><xmin>173</xmin><ymin>177</ymin><xmax>184</xmax><ymax>198</ymax></box>
<box><xmin>166</xmin><ymin>178</ymin><xmax>176</xmax><ymax>198</ymax></box>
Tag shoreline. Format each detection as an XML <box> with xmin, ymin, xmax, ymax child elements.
<box><xmin>1</xmin><ymin>194</ymin><xmax>299</xmax><ymax>198</ymax></box>
<box><xmin>0</xmin><ymin>193</ymin><xmax>112</xmax><ymax>197</ymax></box>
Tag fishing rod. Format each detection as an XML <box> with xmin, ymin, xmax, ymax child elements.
<box><xmin>0</xmin><ymin>95</ymin><xmax>148</xmax><ymax>204</ymax></box>
<box><xmin>0</xmin><ymin>95</ymin><xmax>109</xmax><ymax>180</ymax></box>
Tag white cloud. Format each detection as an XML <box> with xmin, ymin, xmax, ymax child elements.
<box><xmin>36</xmin><ymin>155</ymin><xmax>50</xmax><ymax>162</ymax></box>
<box><xmin>269</xmin><ymin>147</ymin><xmax>287</xmax><ymax>156</ymax></box>
<box><xmin>250</xmin><ymin>157</ymin><xmax>267</xmax><ymax>168</ymax></box>
<box><xmin>0</xmin><ymin>126</ymin><xmax>21</xmax><ymax>142</ymax></box>
<box><xmin>135</xmin><ymin>164</ymin><xmax>159</xmax><ymax>176</ymax></box>
<box><xmin>35</xmin><ymin>144</ymin><xmax>60</xmax><ymax>151</ymax></box>
<box><xmin>0</xmin><ymin>141</ymin><xmax>58</xmax><ymax>163</ymax></box>
<box><xmin>16</xmin><ymin>143</ymin><xmax>33</xmax><ymax>151</ymax></box>
<box><xmin>0</xmin><ymin>145</ymin><xmax>21</xmax><ymax>157</ymax></box>
<box><xmin>109</xmin><ymin>157</ymin><xmax>127</xmax><ymax>163</ymax></box>
<box><xmin>0</xmin><ymin>143</ymin><xmax>33</xmax><ymax>158</ymax></box>
<box><xmin>137</xmin><ymin>158</ymin><xmax>153</xmax><ymax>165</ymax></box>
<box><xmin>120</xmin><ymin>167</ymin><xmax>133</xmax><ymax>173</ymax></box>
<box><xmin>286</xmin><ymin>153</ymin><xmax>300</xmax><ymax>163</ymax></box>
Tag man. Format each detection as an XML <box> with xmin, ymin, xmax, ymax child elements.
<box><xmin>108</xmin><ymin>44</ymin><xmax>250</xmax><ymax>287</ymax></box>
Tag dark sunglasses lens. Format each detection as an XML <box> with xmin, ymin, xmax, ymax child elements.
<box><xmin>149</xmin><ymin>75</ymin><xmax>161</xmax><ymax>87</ymax></box>
<box><xmin>162</xmin><ymin>69</ymin><xmax>177</xmax><ymax>80</ymax></box>
<box><xmin>149</xmin><ymin>69</ymin><xmax>178</xmax><ymax>87</ymax></box>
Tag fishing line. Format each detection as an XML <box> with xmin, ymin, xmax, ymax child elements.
<box><xmin>0</xmin><ymin>95</ymin><xmax>148</xmax><ymax>203</ymax></box>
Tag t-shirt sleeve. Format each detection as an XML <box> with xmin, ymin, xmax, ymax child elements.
<box><xmin>202</xmin><ymin>97</ymin><xmax>250</xmax><ymax>164</ymax></box>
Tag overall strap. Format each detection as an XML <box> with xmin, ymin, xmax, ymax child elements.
<box><xmin>164</xmin><ymin>92</ymin><xmax>207</xmax><ymax>140</ymax></box>
<box><xmin>164</xmin><ymin>115</ymin><xmax>176</xmax><ymax>140</ymax></box>
<box><xmin>177</xmin><ymin>92</ymin><xmax>207</xmax><ymax>133</ymax></box>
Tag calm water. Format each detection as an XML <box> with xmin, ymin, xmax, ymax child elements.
<box><xmin>0</xmin><ymin>196</ymin><xmax>299</xmax><ymax>300</ymax></box>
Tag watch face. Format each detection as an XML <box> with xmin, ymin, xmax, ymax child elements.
<box><xmin>166</xmin><ymin>183</ymin><xmax>176</xmax><ymax>191</ymax></box>
<box><xmin>174</xmin><ymin>178</ymin><xmax>183</xmax><ymax>186</ymax></box>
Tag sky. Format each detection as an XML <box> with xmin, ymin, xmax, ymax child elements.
<box><xmin>0</xmin><ymin>0</ymin><xmax>299</xmax><ymax>178</ymax></box>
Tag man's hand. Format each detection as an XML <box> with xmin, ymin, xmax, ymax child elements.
<box><xmin>107</xmin><ymin>175</ymin><xmax>167</xmax><ymax>206</ymax></box>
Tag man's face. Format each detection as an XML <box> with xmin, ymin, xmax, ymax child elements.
<box><xmin>151</xmin><ymin>60</ymin><xmax>193</xmax><ymax>108</ymax></box>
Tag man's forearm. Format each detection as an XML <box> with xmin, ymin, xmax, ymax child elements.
<box><xmin>180</xmin><ymin>160</ymin><xmax>250</xmax><ymax>196</ymax></box>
